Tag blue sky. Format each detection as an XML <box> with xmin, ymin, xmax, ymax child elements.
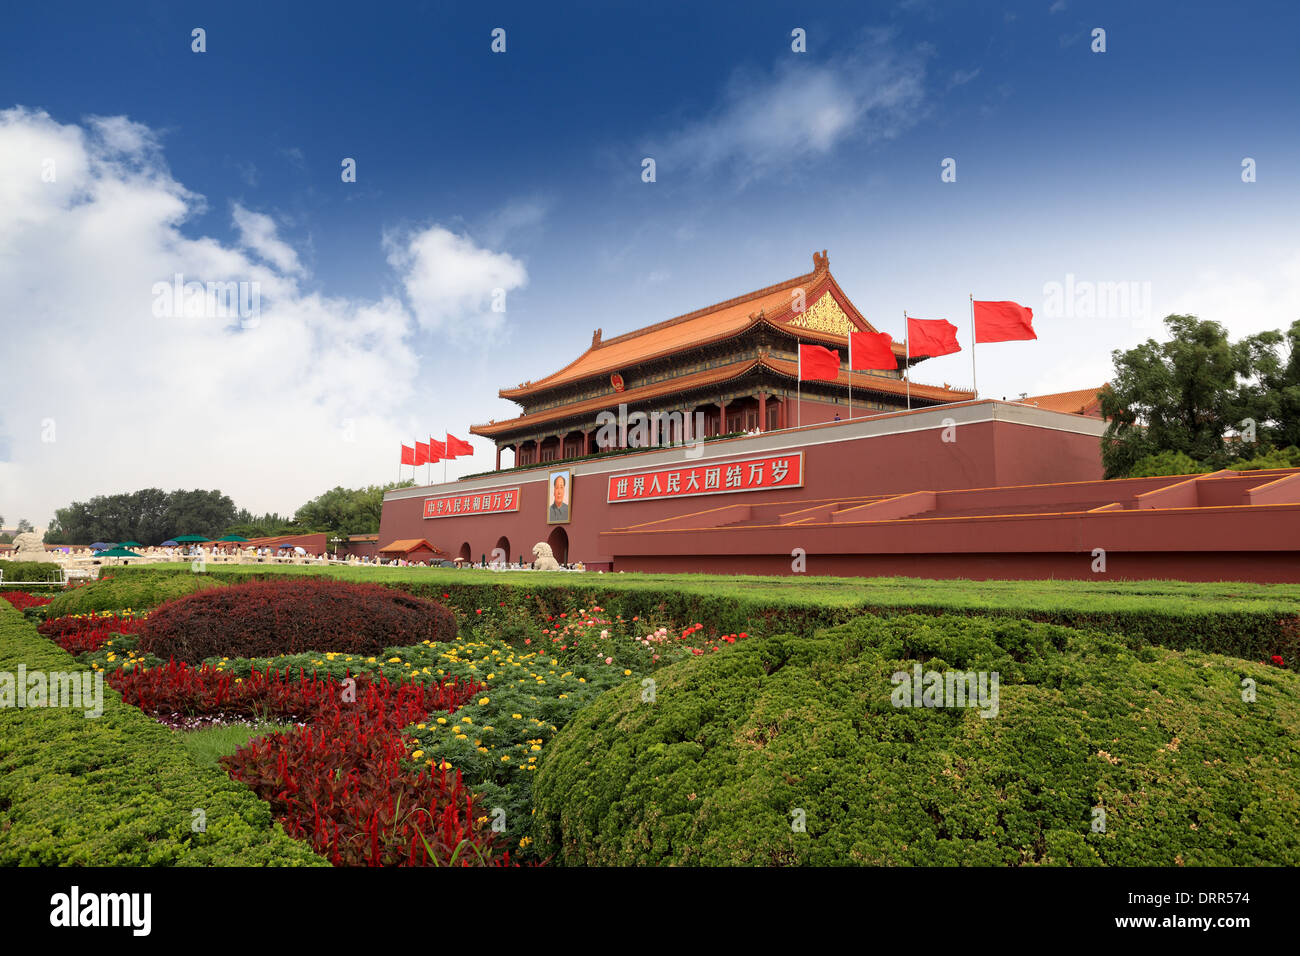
<box><xmin>2</xmin><ymin>0</ymin><xmax>1298</xmax><ymax>524</ymax></box>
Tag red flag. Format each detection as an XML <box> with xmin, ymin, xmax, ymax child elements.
<box><xmin>849</xmin><ymin>331</ymin><xmax>897</xmax><ymax>371</ymax></box>
<box><xmin>427</xmin><ymin>437</ymin><xmax>445</xmax><ymax>462</ymax></box>
<box><xmin>400</xmin><ymin>444</ymin><xmax>415</xmax><ymax>466</ymax></box>
<box><xmin>798</xmin><ymin>344</ymin><xmax>840</xmax><ymax>381</ymax></box>
<box><xmin>414</xmin><ymin>441</ymin><xmax>430</xmax><ymax>466</ymax></box>
<box><xmin>906</xmin><ymin>317</ymin><xmax>961</xmax><ymax>358</ymax></box>
<box><xmin>445</xmin><ymin>434</ymin><xmax>474</xmax><ymax>458</ymax></box>
<box><xmin>973</xmin><ymin>300</ymin><xmax>1036</xmax><ymax>343</ymax></box>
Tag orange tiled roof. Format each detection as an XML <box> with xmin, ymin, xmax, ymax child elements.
<box><xmin>500</xmin><ymin>252</ymin><xmax>900</xmax><ymax>400</ymax></box>
<box><xmin>1021</xmin><ymin>386</ymin><xmax>1107</xmax><ymax>417</ymax></box>
<box><xmin>377</xmin><ymin>538</ymin><xmax>445</xmax><ymax>555</ymax></box>
<box><xmin>471</xmin><ymin>354</ymin><xmax>972</xmax><ymax>437</ymax></box>
<box><xmin>762</xmin><ymin>357</ymin><xmax>973</xmax><ymax>404</ymax></box>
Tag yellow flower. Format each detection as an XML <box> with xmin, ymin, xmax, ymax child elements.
<box><xmin>478</xmin><ymin>697</ymin><xmax>490</xmax><ymax>705</ymax></box>
<box><xmin>411</xmin><ymin>749</ymin><xmax>424</xmax><ymax>759</ymax></box>
<box><xmin>455</xmin><ymin>733</ymin><xmax>468</xmax><ymax>740</ymax></box>
<box><xmin>436</xmin><ymin>717</ymin><xmax>447</xmax><ymax>725</ymax></box>
<box><xmin>624</xmin><ymin>669</ymin><xmax>632</xmax><ymax>676</ymax></box>
<box><xmin>461</xmin><ymin>717</ymin><xmax>472</xmax><ymax>724</ymax></box>
<box><xmin>519</xmin><ymin>836</ymin><xmax>533</xmax><ymax>849</ymax></box>
<box><xmin>417</xmin><ymin>723</ymin><xmax>427</xmax><ymax>730</ymax></box>
<box><xmin>511</xmin><ymin>713</ymin><xmax>522</xmax><ymax>719</ymax></box>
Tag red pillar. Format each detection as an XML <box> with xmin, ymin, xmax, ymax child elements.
<box><xmin>758</xmin><ymin>392</ymin><xmax>767</xmax><ymax>432</ymax></box>
<box><xmin>583</xmin><ymin>430</ymin><xmax>590</xmax><ymax>455</ymax></box>
<box><xmin>495</xmin><ymin>445</ymin><xmax>502</xmax><ymax>471</ymax></box>
<box><xmin>719</xmin><ymin>400</ymin><xmax>729</xmax><ymax>436</ymax></box>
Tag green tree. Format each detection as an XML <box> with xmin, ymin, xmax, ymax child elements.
<box><xmin>43</xmin><ymin>488</ymin><xmax>236</xmax><ymax>545</ymax></box>
<box><xmin>222</xmin><ymin>509</ymin><xmax>301</xmax><ymax>540</ymax></box>
<box><xmin>1100</xmin><ymin>315</ymin><xmax>1284</xmax><ymax>478</ymax></box>
<box><xmin>291</xmin><ymin>482</ymin><xmax>413</xmax><ymax>541</ymax></box>
<box><xmin>1128</xmin><ymin>450</ymin><xmax>1205</xmax><ymax>478</ymax></box>
<box><xmin>15</xmin><ymin>518</ymin><xmax>33</xmax><ymax>534</ymax></box>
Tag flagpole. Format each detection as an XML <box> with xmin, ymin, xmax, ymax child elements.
<box><xmin>904</xmin><ymin>311</ymin><xmax>911</xmax><ymax>411</ymax></box>
<box><xmin>847</xmin><ymin>334</ymin><xmax>853</xmax><ymax>420</ymax></box>
<box><xmin>969</xmin><ymin>293</ymin><xmax>978</xmax><ymax>399</ymax></box>
<box><xmin>796</xmin><ymin>349</ymin><xmax>802</xmax><ymax>428</ymax></box>
<box><xmin>790</xmin><ymin>348</ymin><xmax>800</xmax><ymax>429</ymax></box>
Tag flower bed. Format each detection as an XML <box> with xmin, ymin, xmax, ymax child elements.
<box><xmin>38</xmin><ymin>611</ymin><xmax>145</xmax><ymax>655</ymax></box>
<box><xmin>211</xmin><ymin>668</ymin><xmax>503</xmax><ymax>866</ymax></box>
<box><xmin>0</xmin><ymin>590</ymin><xmax>53</xmax><ymax>611</ymax></box>
<box><xmin>108</xmin><ymin>660</ymin><xmax>474</xmax><ymax>728</ymax></box>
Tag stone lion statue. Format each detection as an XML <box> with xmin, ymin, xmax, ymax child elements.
<box><xmin>12</xmin><ymin>531</ymin><xmax>56</xmax><ymax>562</ymax></box>
<box><xmin>531</xmin><ymin>541</ymin><xmax>560</xmax><ymax>571</ymax></box>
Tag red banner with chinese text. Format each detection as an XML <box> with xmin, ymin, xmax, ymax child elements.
<box><xmin>423</xmin><ymin>487</ymin><xmax>521</xmax><ymax>518</ymax></box>
<box><xmin>606</xmin><ymin>453</ymin><xmax>804</xmax><ymax>502</ymax></box>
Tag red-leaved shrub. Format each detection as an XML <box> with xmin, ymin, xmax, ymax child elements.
<box><xmin>136</xmin><ymin>578</ymin><xmax>456</xmax><ymax>662</ymax></box>
<box><xmin>39</xmin><ymin>612</ymin><xmax>144</xmax><ymax>655</ymax></box>
<box><xmin>108</xmin><ymin>660</ymin><xmax>473</xmax><ymax>726</ymax></box>
<box><xmin>1</xmin><ymin>591</ymin><xmax>53</xmax><ymax>610</ymax></box>
<box><xmin>223</xmin><ymin>704</ymin><xmax>505</xmax><ymax>866</ymax></box>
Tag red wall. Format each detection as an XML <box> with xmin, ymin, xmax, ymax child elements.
<box><xmin>379</xmin><ymin>401</ymin><xmax>1105</xmax><ymax>568</ymax></box>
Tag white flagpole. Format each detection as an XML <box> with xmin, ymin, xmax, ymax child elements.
<box><xmin>797</xmin><ymin>348</ymin><xmax>802</xmax><ymax>428</ymax></box>
<box><xmin>847</xmin><ymin>333</ymin><xmax>853</xmax><ymax>420</ymax></box>
<box><xmin>969</xmin><ymin>294</ymin><xmax>978</xmax><ymax>399</ymax></box>
<box><xmin>904</xmin><ymin>311</ymin><xmax>911</xmax><ymax>411</ymax></box>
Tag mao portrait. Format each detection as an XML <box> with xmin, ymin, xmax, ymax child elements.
<box><xmin>547</xmin><ymin>469</ymin><xmax>572</xmax><ymax>524</ymax></box>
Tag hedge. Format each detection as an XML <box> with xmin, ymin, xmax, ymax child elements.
<box><xmin>0</xmin><ymin>560</ymin><xmax>66</xmax><ymax>590</ymax></box>
<box><xmin>45</xmin><ymin>571</ymin><xmax>225</xmax><ymax>616</ymax></box>
<box><xmin>0</xmin><ymin>604</ymin><xmax>326</xmax><ymax>865</ymax></box>
<box><xmin>532</xmin><ymin>613</ymin><xmax>1300</xmax><ymax>865</ymax></box>
<box><xmin>89</xmin><ymin>565</ymin><xmax>1300</xmax><ymax>666</ymax></box>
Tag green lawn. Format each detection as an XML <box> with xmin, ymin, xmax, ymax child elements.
<box><xmin>174</xmin><ymin>722</ymin><xmax>297</xmax><ymax>771</ymax></box>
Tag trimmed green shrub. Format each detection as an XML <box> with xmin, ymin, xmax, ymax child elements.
<box><xmin>532</xmin><ymin>613</ymin><xmax>1300</xmax><ymax>865</ymax></box>
<box><xmin>0</xmin><ymin>605</ymin><xmax>325</xmax><ymax>865</ymax></box>
<box><xmin>89</xmin><ymin>564</ymin><xmax>1300</xmax><ymax>668</ymax></box>
<box><xmin>45</xmin><ymin>572</ymin><xmax>225</xmax><ymax>616</ymax></box>
<box><xmin>0</xmin><ymin>560</ymin><xmax>66</xmax><ymax>589</ymax></box>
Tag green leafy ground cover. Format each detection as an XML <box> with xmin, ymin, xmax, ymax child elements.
<box><xmin>0</xmin><ymin>605</ymin><xmax>325</xmax><ymax>865</ymax></box>
<box><xmin>531</xmin><ymin>613</ymin><xmax>1300</xmax><ymax>866</ymax></box>
<box><xmin>88</xmin><ymin>564</ymin><xmax>1300</xmax><ymax>665</ymax></box>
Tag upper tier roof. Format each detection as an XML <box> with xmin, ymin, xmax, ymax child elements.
<box><xmin>1020</xmin><ymin>386</ymin><xmax>1107</xmax><ymax>417</ymax></box>
<box><xmin>499</xmin><ymin>251</ymin><xmax>904</xmax><ymax>401</ymax></box>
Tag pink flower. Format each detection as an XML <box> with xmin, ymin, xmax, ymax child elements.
<box><xmin>604</xmin><ymin>657</ymin><xmax>613</xmax><ymax>665</ymax></box>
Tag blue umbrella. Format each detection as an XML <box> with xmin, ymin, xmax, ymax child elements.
<box><xmin>160</xmin><ymin>540</ymin><xmax>179</xmax><ymax>547</ymax></box>
<box><xmin>90</xmin><ymin>542</ymin><xmax>111</xmax><ymax>550</ymax></box>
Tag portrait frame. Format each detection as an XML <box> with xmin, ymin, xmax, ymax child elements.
<box><xmin>546</xmin><ymin>468</ymin><xmax>572</xmax><ymax>524</ymax></box>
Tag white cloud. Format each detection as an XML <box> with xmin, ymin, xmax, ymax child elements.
<box><xmin>233</xmin><ymin>203</ymin><xmax>302</xmax><ymax>275</ymax></box>
<box><xmin>0</xmin><ymin>107</ymin><xmax>524</xmax><ymax>526</ymax></box>
<box><xmin>385</xmin><ymin>224</ymin><xmax>527</xmax><ymax>336</ymax></box>
<box><xmin>654</xmin><ymin>32</ymin><xmax>928</xmax><ymax>185</ymax></box>
<box><xmin>1161</xmin><ymin>252</ymin><xmax>1300</xmax><ymax>338</ymax></box>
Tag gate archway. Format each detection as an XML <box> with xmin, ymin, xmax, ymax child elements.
<box><xmin>546</xmin><ymin>526</ymin><xmax>568</xmax><ymax>565</ymax></box>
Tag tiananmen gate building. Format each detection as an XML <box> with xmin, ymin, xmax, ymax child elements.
<box><xmin>377</xmin><ymin>252</ymin><xmax>1300</xmax><ymax>581</ymax></box>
